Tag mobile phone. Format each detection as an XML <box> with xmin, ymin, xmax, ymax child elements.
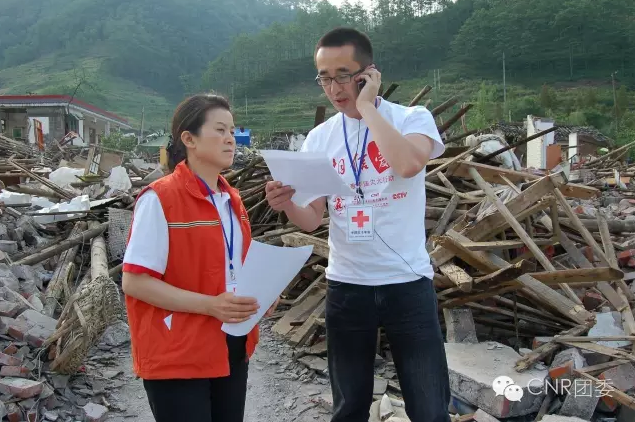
<box><xmin>358</xmin><ymin>80</ymin><xmax>366</xmax><ymax>91</ymax></box>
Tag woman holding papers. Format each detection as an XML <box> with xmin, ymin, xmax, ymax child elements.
<box><xmin>121</xmin><ymin>93</ymin><xmax>277</xmax><ymax>422</ymax></box>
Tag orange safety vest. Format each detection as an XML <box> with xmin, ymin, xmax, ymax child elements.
<box><xmin>124</xmin><ymin>161</ymin><xmax>258</xmax><ymax>380</ymax></box>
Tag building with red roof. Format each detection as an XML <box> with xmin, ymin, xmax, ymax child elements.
<box><xmin>0</xmin><ymin>94</ymin><xmax>132</xmax><ymax>147</ymax></box>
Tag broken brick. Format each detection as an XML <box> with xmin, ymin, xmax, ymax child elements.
<box><xmin>0</xmin><ymin>378</ymin><xmax>43</xmax><ymax>399</ymax></box>
<box><xmin>0</xmin><ymin>352</ymin><xmax>21</xmax><ymax>366</ymax></box>
<box><xmin>5</xmin><ymin>403</ymin><xmax>21</xmax><ymax>422</ymax></box>
<box><xmin>0</xmin><ymin>301</ymin><xmax>22</xmax><ymax>318</ymax></box>
<box><xmin>0</xmin><ymin>366</ymin><xmax>30</xmax><ymax>378</ymax></box>
<box><xmin>3</xmin><ymin>344</ymin><xmax>18</xmax><ymax>355</ymax></box>
<box><xmin>26</xmin><ymin>409</ymin><xmax>36</xmax><ymax>422</ymax></box>
<box><xmin>13</xmin><ymin>310</ymin><xmax>56</xmax><ymax>348</ymax></box>
<box><xmin>618</xmin><ymin>249</ymin><xmax>635</xmax><ymax>265</ymax></box>
<box><xmin>4</xmin><ymin>317</ymin><xmax>29</xmax><ymax>341</ymax></box>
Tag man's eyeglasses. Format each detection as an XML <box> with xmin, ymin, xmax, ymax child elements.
<box><xmin>315</xmin><ymin>68</ymin><xmax>364</xmax><ymax>86</ymax></box>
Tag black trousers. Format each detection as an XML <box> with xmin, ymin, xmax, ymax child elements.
<box><xmin>143</xmin><ymin>334</ymin><xmax>249</xmax><ymax>422</ymax></box>
<box><xmin>326</xmin><ymin>277</ymin><xmax>451</xmax><ymax>422</ymax></box>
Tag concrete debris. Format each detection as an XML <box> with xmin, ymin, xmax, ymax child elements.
<box><xmin>540</xmin><ymin>416</ymin><xmax>591</xmax><ymax>422</ymax></box>
<box><xmin>445</xmin><ymin>342</ymin><xmax>547</xmax><ymax>418</ymax></box>
<box><xmin>2</xmin><ymin>84</ymin><xmax>635</xmax><ymax>422</ymax></box>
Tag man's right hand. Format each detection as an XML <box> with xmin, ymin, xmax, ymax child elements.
<box><xmin>265</xmin><ymin>181</ymin><xmax>295</xmax><ymax>212</ymax></box>
<box><xmin>208</xmin><ymin>292</ymin><xmax>259</xmax><ymax>323</ymax></box>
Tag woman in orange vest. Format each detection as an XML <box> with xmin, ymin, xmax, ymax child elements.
<box><xmin>121</xmin><ymin>93</ymin><xmax>277</xmax><ymax>421</ymax></box>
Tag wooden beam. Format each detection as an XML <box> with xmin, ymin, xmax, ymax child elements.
<box><xmin>553</xmin><ymin>188</ymin><xmax>609</xmax><ymax>266</ymax></box>
<box><xmin>281</xmin><ymin>233</ymin><xmax>329</xmax><ymax>259</ymax></box>
<box><xmin>442</xmin><ymin>230</ymin><xmax>594</xmax><ymax>325</ymax></box>
<box><xmin>449</xmin><ymin>160</ymin><xmax>599</xmax><ymax>199</ymax></box>
<box><xmin>467</xmin><ymin>166</ymin><xmax>582</xmax><ymax>305</ymax></box>
<box><xmin>515</xmin><ymin>325</ymin><xmax>589</xmax><ymax>372</ymax></box>
<box><xmin>431</xmin><ymin>172</ymin><xmax>567</xmax><ymax>267</ymax></box>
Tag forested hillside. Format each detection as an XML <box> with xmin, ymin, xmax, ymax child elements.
<box><xmin>1</xmin><ymin>0</ymin><xmax>634</xmax><ymax>139</ymax></box>
<box><xmin>204</xmin><ymin>0</ymin><xmax>635</xmax><ymax>96</ymax></box>
<box><xmin>203</xmin><ymin>0</ymin><xmax>635</xmax><ymax>145</ymax></box>
<box><xmin>0</xmin><ymin>0</ymin><xmax>294</xmax><ymax>126</ymax></box>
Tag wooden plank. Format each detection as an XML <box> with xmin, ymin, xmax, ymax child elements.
<box><xmin>289</xmin><ymin>298</ymin><xmax>326</xmax><ymax>347</ymax></box>
<box><xmin>598</xmin><ymin>212</ymin><xmax>635</xmax><ymax>302</ymax></box>
<box><xmin>558</xmin><ymin>230</ymin><xmax>628</xmax><ymax>312</ymax></box>
<box><xmin>554</xmin><ymin>188</ymin><xmax>609</xmax><ymax>266</ymax></box>
<box><xmin>466</xmin><ymin>302</ymin><xmax>566</xmax><ymax>330</ymax></box>
<box><xmin>442</xmin><ymin>230</ymin><xmax>594</xmax><ymax>325</ymax></box>
<box><xmin>449</xmin><ymin>161</ymin><xmax>600</xmax><ymax>199</ymax></box>
<box><xmin>576</xmin><ymin>359</ymin><xmax>630</xmax><ymax>375</ymax></box>
<box><xmin>427</xmin><ymin>194</ymin><xmax>459</xmax><ymax>250</ymax></box>
<box><xmin>439</xmin><ymin>262</ymin><xmax>473</xmax><ymax>292</ymax></box>
<box><xmin>281</xmin><ymin>233</ymin><xmax>329</xmax><ymax>259</ymax></box>
<box><xmin>468</xmin><ymin>166</ymin><xmax>582</xmax><ymax>305</ymax></box>
<box><xmin>431</xmin><ymin>172</ymin><xmax>566</xmax><ymax>267</ymax></box>
<box><xmin>558</xmin><ymin>341</ymin><xmax>635</xmax><ymax>362</ymax></box>
<box><xmin>617</xmin><ymin>287</ymin><xmax>635</xmax><ymax>353</ymax></box>
<box><xmin>473</xmin><ymin>260</ymin><xmax>536</xmax><ymax>287</ymax></box>
<box><xmin>514</xmin><ymin>325</ymin><xmax>589</xmax><ymax>372</ymax></box>
<box><xmin>530</xmin><ymin>267</ymin><xmax>624</xmax><ymax>285</ymax></box>
<box><xmin>272</xmin><ymin>289</ymin><xmax>324</xmax><ymax>336</ymax></box>
<box><xmin>461</xmin><ymin>239</ymin><xmax>553</xmax><ymax>251</ymax></box>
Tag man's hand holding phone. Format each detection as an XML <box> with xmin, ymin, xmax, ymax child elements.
<box><xmin>355</xmin><ymin>65</ymin><xmax>381</xmax><ymax>110</ymax></box>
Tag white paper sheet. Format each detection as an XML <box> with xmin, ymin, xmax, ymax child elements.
<box><xmin>221</xmin><ymin>240</ymin><xmax>314</xmax><ymax>336</ymax></box>
<box><xmin>259</xmin><ymin>150</ymin><xmax>356</xmax><ymax>207</ymax></box>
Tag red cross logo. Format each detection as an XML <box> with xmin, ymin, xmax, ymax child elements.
<box><xmin>351</xmin><ymin>210</ymin><xmax>369</xmax><ymax>228</ymax></box>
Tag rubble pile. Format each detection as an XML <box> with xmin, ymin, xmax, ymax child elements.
<box><xmin>225</xmin><ymin>85</ymin><xmax>635</xmax><ymax>421</ymax></box>
<box><xmin>0</xmin><ymin>81</ymin><xmax>633</xmax><ymax>421</ymax></box>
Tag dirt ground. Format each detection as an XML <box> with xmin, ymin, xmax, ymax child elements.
<box><xmin>105</xmin><ymin>321</ymin><xmax>333</xmax><ymax>422</ymax></box>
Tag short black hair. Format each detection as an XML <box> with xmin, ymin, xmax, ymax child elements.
<box><xmin>314</xmin><ymin>27</ymin><xmax>373</xmax><ymax>67</ymax></box>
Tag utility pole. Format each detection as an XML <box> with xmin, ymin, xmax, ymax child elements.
<box><xmin>503</xmin><ymin>52</ymin><xmax>507</xmax><ymax>118</ymax></box>
<box><xmin>612</xmin><ymin>71</ymin><xmax>618</xmax><ymax>132</ymax></box>
<box><xmin>138</xmin><ymin>106</ymin><xmax>145</xmax><ymax>145</ymax></box>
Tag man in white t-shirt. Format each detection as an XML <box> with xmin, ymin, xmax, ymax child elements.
<box><xmin>265</xmin><ymin>27</ymin><xmax>450</xmax><ymax>422</ymax></box>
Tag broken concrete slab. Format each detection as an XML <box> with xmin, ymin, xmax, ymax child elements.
<box><xmin>473</xmin><ymin>408</ymin><xmax>500</xmax><ymax>422</ymax></box>
<box><xmin>0</xmin><ymin>264</ymin><xmax>19</xmax><ymax>291</ymax></box>
<box><xmin>599</xmin><ymin>362</ymin><xmax>635</xmax><ymax>392</ymax></box>
<box><xmin>541</xmin><ymin>415</ymin><xmax>591</xmax><ymax>422</ymax></box>
<box><xmin>443</xmin><ymin>308</ymin><xmax>478</xmax><ymax>344</ymax></box>
<box><xmin>373</xmin><ymin>377</ymin><xmax>388</xmax><ymax>395</ymax></box>
<box><xmin>549</xmin><ymin>348</ymin><xmax>587</xmax><ymax>382</ymax></box>
<box><xmin>558</xmin><ymin>383</ymin><xmax>601</xmax><ymax>420</ymax></box>
<box><xmin>83</xmin><ymin>402</ymin><xmax>109</xmax><ymax>422</ymax></box>
<box><xmin>587</xmin><ymin>311</ymin><xmax>630</xmax><ymax>348</ymax></box>
<box><xmin>445</xmin><ymin>342</ymin><xmax>547</xmax><ymax>418</ymax></box>
<box><xmin>0</xmin><ymin>240</ymin><xmax>17</xmax><ymax>254</ymax></box>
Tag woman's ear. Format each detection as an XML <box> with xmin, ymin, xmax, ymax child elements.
<box><xmin>181</xmin><ymin>131</ymin><xmax>195</xmax><ymax>149</ymax></box>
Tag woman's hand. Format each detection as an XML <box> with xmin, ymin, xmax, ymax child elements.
<box><xmin>208</xmin><ymin>292</ymin><xmax>259</xmax><ymax>323</ymax></box>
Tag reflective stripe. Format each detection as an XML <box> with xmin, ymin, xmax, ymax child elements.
<box><xmin>167</xmin><ymin>221</ymin><xmax>220</xmax><ymax>228</ymax></box>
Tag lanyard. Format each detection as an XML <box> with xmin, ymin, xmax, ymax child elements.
<box><xmin>197</xmin><ymin>176</ymin><xmax>235</xmax><ymax>281</ymax></box>
<box><xmin>342</xmin><ymin>98</ymin><xmax>378</xmax><ymax>199</ymax></box>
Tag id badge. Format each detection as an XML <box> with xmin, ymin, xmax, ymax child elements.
<box><xmin>346</xmin><ymin>205</ymin><xmax>374</xmax><ymax>242</ymax></box>
<box><xmin>226</xmin><ymin>280</ymin><xmax>237</xmax><ymax>294</ymax></box>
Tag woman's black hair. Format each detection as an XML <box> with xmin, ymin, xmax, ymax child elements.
<box><xmin>166</xmin><ymin>93</ymin><xmax>231</xmax><ymax>172</ymax></box>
